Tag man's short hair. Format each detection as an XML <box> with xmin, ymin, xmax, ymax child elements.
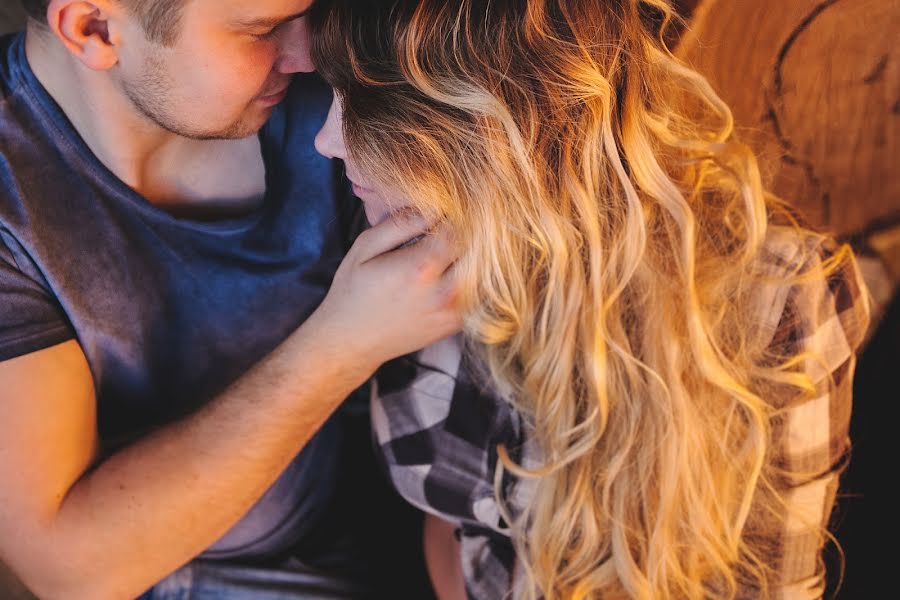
<box><xmin>21</xmin><ymin>0</ymin><xmax>185</xmax><ymax>45</ymax></box>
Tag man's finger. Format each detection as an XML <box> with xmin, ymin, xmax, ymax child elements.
<box><xmin>354</xmin><ymin>213</ymin><xmax>432</xmax><ymax>262</ymax></box>
<box><xmin>395</xmin><ymin>224</ymin><xmax>459</xmax><ymax>275</ymax></box>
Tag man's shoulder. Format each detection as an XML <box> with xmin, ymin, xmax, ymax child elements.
<box><xmin>0</xmin><ymin>32</ymin><xmax>25</xmax><ymax>105</ymax></box>
<box><xmin>0</xmin><ymin>34</ymin><xmax>71</xmax><ymax>220</ymax></box>
<box><xmin>0</xmin><ymin>33</ymin><xmax>47</xmax><ymax>173</ymax></box>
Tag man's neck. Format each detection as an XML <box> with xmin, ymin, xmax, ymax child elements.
<box><xmin>23</xmin><ymin>27</ymin><xmax>265</xmax><ymax>213</ymax></box>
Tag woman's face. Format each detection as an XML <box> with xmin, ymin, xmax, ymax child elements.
<box><xmin>315</xmin><ymin>94</ymin><xmax>406</xmax><ymax>226</ymax></box>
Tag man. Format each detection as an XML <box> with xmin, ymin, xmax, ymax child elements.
<box><xmin>0</xmin><ymin>0</ymin><xmax>460</xmax><ymax>598</ymax></box>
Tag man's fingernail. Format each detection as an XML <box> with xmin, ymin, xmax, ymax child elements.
<box><xmin>397</xmin><ymin>234</ymin><xmax>427</xmax><ymax>249</ymax></box>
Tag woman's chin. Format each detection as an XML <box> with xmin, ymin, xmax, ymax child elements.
<box><xmin>365</xmin><ymin>206</ymin><xmax>390</xmax><ymax>227</ymax></box>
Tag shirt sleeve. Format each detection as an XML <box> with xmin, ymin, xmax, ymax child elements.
<box><xmin>753</xmin><ymin>238</ymin><xmax>870</xmax><ymax>599</ymax></box>
<box><xmin>0</xmin><ymin>234</ymin><xmax>75</xmax><ymax>362</ymax></box>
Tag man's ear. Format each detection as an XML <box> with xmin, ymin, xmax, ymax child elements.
<box><xmin>46</xmin><ymin>0</ymin><xmax>122</xmax><ymax>71</ymax></box>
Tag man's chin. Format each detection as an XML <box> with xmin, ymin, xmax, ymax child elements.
<box><xmin>187</xmin><ymin>112</ymin><xmax>272</xmax><ymax>141</ymax></box>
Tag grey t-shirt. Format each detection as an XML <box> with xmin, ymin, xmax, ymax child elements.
<box><xmin>0</xmin><ymin>32</ymin><xmax>358</xmax><ymax>561</ymax></box>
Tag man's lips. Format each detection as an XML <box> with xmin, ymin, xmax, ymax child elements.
<box><xmin>257</xmin><ymin>85</ymin><xmax>291</xmax><ymax>105</ymax></box>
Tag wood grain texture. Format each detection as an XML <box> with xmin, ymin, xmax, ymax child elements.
<box><xmin>678</xmin><ymin>0</ymin><xmax>900</xmax><ymax>238</ymax></box>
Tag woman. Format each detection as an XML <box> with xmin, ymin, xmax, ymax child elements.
<box><xmin>310</xmin><ymin>1</ymin><xmax>870</xmax><ymax>598</ymax></box>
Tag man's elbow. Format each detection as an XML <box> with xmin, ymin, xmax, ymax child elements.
<box><xmin>12</xmin><ymin>553</ymin><xmax>145</xmax><ymax>600</ymax></box>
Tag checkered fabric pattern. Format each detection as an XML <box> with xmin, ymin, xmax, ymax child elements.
<box><xmin>372</xmin><ymin>335</ymin><xmax>538</xmax><ymax>599</ymax></box>
<box><xmin>371</xmin><ymin>230</ymin><xmax>870</xmax><ymax>600</ymax></box>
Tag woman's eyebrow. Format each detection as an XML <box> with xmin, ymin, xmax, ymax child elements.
<box><xmin>232</xmin><ymin>8</ymin><xmax>311</xmax><ymax>29</ymax></box>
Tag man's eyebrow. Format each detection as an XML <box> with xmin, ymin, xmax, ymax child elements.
<box><xmin>232</xmin><ymin>8</ymin><xmax>311</xmax><ymax>29</ymax></box>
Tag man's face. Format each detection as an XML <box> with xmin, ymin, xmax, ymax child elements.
<box><xmin>116</xmin><ymin>0</ymin><xmax>316</xmax><ymax>140</ymax></box>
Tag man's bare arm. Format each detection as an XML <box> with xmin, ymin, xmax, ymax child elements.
<box><xmin>0</xmin><ymin>216</ymin><xmax>461</xmax><ymax>600</ymax></box>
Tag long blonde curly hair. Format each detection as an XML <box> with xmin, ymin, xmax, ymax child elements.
<box><xmin>312</xmin><ymin>1</ymin><xmax>867</xmax><ymax>597</ymax></box>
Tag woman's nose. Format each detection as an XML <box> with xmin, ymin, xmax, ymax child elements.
<box><xmin>314</xmin><ymin>96</ymin><xmax>348</xmax><ymax>160</ymax></box>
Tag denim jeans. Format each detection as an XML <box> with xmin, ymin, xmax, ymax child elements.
<box><xmin>137</xmin><ymin>557</ymin><xmax>365</xmax><ymax>600</ymax></box>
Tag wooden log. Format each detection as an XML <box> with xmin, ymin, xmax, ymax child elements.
<box><xmin>677</xmin><ymin>0</ymin><xmax>900</xmax><ymax>238</ymax></box>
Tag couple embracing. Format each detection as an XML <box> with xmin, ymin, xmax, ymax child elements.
<box><xmin>0</xmin><ymin>1</ymin><xmax>868</xmax><ymax>599</ymax></box>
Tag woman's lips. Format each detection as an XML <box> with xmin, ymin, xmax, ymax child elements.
<box><xmin>351</xmin><ymin>182</ymin><xmax>375</xmax><ymax>197</ymax></box>
<box><xmin>348</xmin><ymin>181</ymin><xmax>389</xmax><ymax>224</ymax></box>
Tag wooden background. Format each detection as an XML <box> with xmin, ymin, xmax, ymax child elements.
<box><xmin>678</xmin><ymin>0</ymin><xmax>899</xmax><ymax>300</ymax></box>
<box><xmin>0</xmin><ymin>3</ymin><xmax>26</xmax><ymax>36</ymax></box>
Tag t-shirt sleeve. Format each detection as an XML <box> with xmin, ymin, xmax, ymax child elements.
<box><xmin>0</xmin><ymin>237</ymin><xmax>75</xmax><ymax>362</ymax></box>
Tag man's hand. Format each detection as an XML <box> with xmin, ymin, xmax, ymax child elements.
<box><xmin>309</xmin><ymin>213</ymin><xmax>463</xmax><ymax>375</ymax></box>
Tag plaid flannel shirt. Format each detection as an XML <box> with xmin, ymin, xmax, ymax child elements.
<box><xmin>371</xmin><ymin>230</ymin><xmax>870</xmax><ymax>600</ymax></box>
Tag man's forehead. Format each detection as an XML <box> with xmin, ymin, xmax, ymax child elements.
<box><xmin>198</xmin><ymin>0</ymin><xmax>315</xmax><ymax>26</ymax></box>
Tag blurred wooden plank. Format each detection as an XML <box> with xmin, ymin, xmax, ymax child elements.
<box><xmin>0</xmin><ymin>1</ymin><xmax>26</xmax><ymax>35</ymax></box>
<box><xmin>678</xmin><ymin>0</ymin><xmax>900</xmax><ymax>238</ymax></box>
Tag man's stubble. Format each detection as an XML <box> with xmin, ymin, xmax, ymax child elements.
<box><xmin>123</xmin><ymin>52</ymin><xmax>260</xmax><ymax>141</ymax></box>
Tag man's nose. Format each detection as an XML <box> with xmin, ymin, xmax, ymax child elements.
<box><xmin>314</xmin><ymin>98</ymin><xmax>348</xmax><ymax>160</ymax></box>
<box><xmin>276</xmin><ymin>18</ymin><xmax>315</xmax><ymax>74</ymax></box>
